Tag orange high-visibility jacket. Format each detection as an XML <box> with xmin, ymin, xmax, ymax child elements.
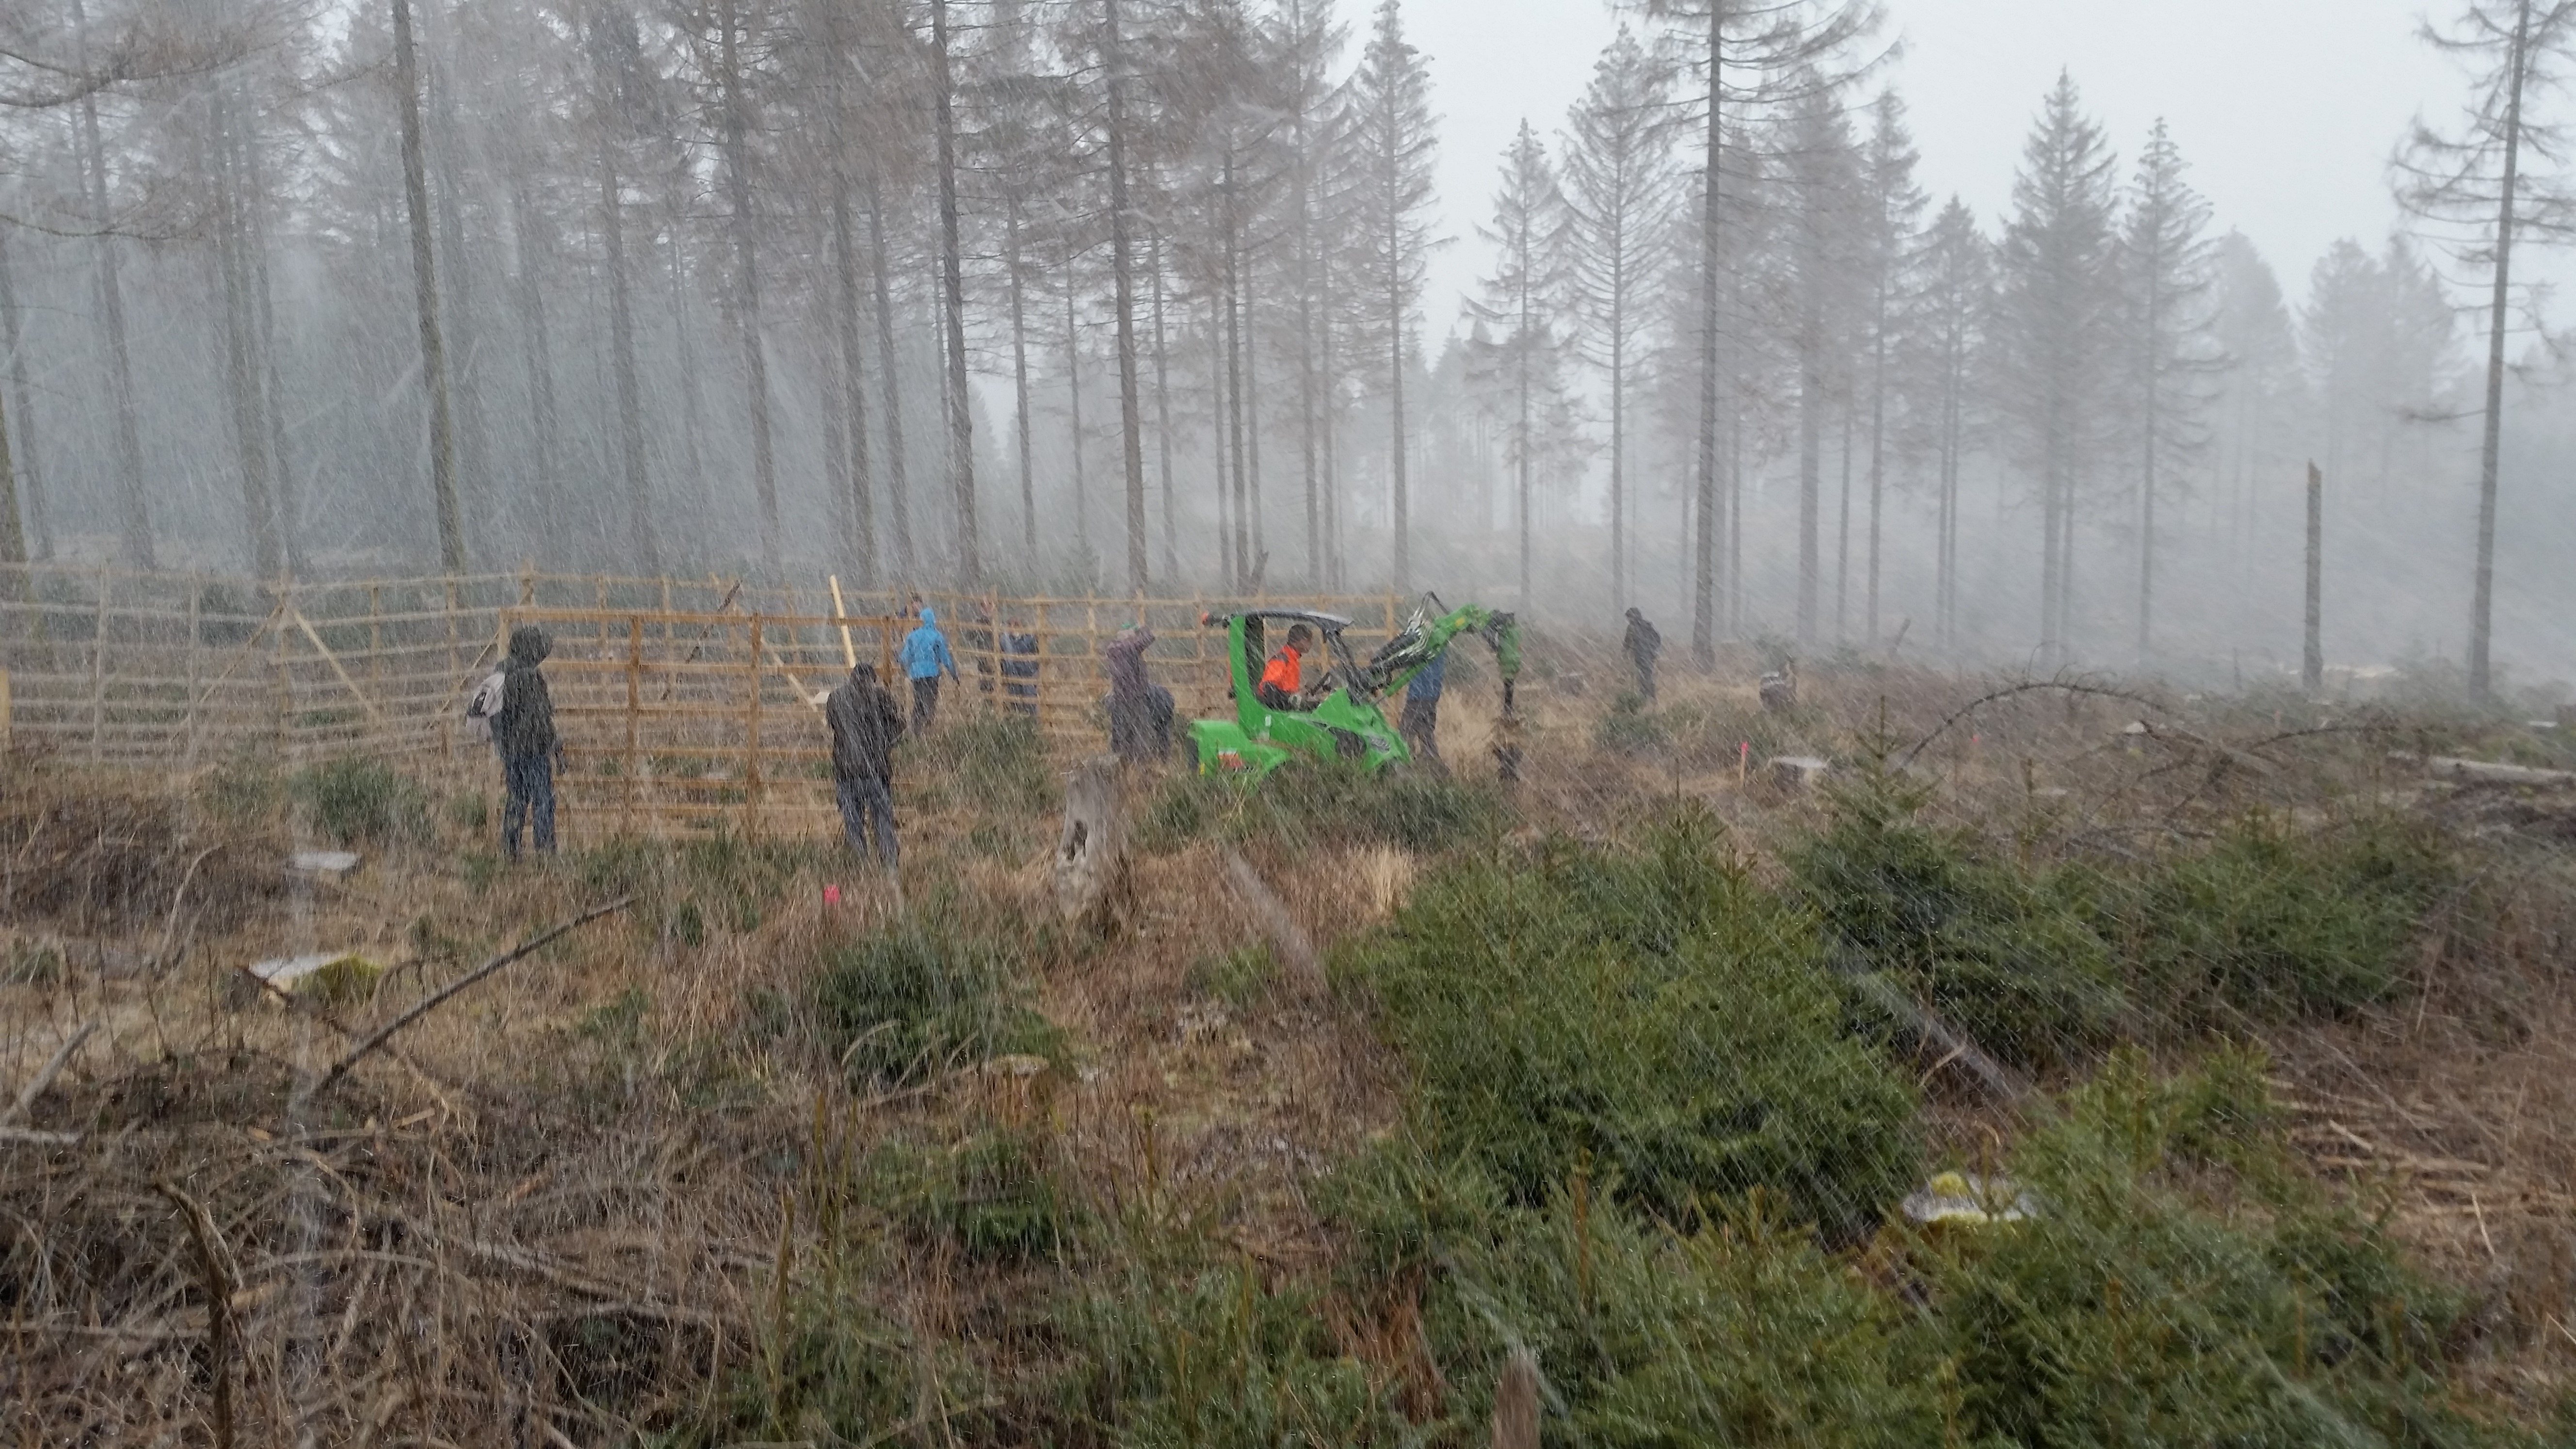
<box><xmin>1260</xmin><ymin>644</ymin><xmax>1303</xmax><ymax>698</ymax></box>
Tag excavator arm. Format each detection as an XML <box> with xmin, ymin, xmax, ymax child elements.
<box><xmin>1363</xmin><ymin>597</ymin><xmax>1522</xmax><ymax>703</ymax></box>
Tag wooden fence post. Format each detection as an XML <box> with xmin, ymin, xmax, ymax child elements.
<box><xmin>182</xmin><ymin>585</ymin><xmax>202</xmax><ymax>772</ymax></box>
<box><xmin>625</xmin><ymin>614</ymin><xmax>643</xmax><ymax>837</ymax></box>
<box><xmin>747</xmin><ymin>615</ymin><xmax>765</xmax><ymax>838</ymax></box>
<box><xmin>88</xmin><ymin>568</ymin><xmax>108</xmax><ymax>767</ymax></box>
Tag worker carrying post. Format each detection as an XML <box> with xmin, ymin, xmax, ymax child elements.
<box><xmin>1257</xmin><ymin>623</ymin><xmax>1315</xmax><ymax>711</ymax></box>
<box><xmin>824</xmin><ymin>661</ymin><xmax>904</xmax><ymax>870</ymax></box>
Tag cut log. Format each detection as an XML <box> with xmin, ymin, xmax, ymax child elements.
<box><xmin>2409</xmin><ymin>753</ymin><xmax>2576</xmax><ymax>788</ymax></box>
<box><xmin>1770</xmin><ymin>755</ymin><xmax>1831</xmax><ymax>791</ymax></box>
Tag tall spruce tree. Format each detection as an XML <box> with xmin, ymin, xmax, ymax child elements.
<box><xmin>1995</xmin><ymin>72</ymin><xmax>2120</xmax><ymax>663</ymax></box>
<box><xmin>1562</xmin><ymin>25</ymin><xmax>1677</xmax><ymax>613</ymax></box>
<box><xmin>1346</xmin><ymin>0</ymin><xmax>1437</xmax><ymax>591</ymax></box>
<box><xmin>2119</xmin><ymin>118</ymin><xmax>2217</xmax><ymax>665</ymax></box>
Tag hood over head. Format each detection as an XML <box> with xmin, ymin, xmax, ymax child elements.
<box><xmin>851</xmin><ymin>662</ymin><xmax>878</xmax><ymax>684</ymax></box>
<box><xmin>918</xmin><ymin>606</ymin><xmax>937</xmax><ymax>628</ymax></box>
<box><xmin>1626</xmin><ymin>607</ymin><xmax>1643</xmax><ymax>622</ymax></box>
<box><xmin>508</xmin><ymin>625</ymin><xmax>551</xmax><ymax>667</ymax></box>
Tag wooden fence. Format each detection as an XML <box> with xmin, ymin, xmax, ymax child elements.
<box><xmin>0</xmin><ymin>563</ymin><xmax>1406</xmax><ymax>835</ymax></box>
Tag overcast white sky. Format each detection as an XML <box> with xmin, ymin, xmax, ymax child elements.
<box><xmin>1402</xmin><ymin>0</ymin><xmax>2475</xmax><ymax>336</ymax></box>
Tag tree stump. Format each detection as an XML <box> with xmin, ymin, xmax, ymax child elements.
<box><xmin>1054</xmin><ymin>755</ymin><xmax>1128</xmax><ymax>933</ymax></box>
<box><xmin>1491</xmin><ymin>1348</ymin><xmax>1540</xmax><ymax>1449</ymax></box>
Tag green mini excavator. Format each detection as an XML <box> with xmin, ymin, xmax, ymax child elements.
<box><xmin>1183</xmin><ymin>596</ymin><xmax>1521</xmax><ymax>781</ymax></box>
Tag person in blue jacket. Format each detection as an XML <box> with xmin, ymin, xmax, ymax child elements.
<box><xmin>900</xmin><ymin>606</ymin><xmax>963</xmax><ymax>733</ymax></box>
<box><xmin>1400</xmin><ymin>649</ymin><xmax>1445</xmax><ymax>772</ymax></box>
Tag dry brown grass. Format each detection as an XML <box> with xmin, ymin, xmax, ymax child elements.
<box><xmin>7</xmin><ymin>645</ymin><xmax>2576</xmax><ymax>1439</ymax></box>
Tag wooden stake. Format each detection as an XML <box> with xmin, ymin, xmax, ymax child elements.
<box><xmin>829</xmin><ymin>574</ymin><xmax>856</xmax><ymax>668</ymax></box>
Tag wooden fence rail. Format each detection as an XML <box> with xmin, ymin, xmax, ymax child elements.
<box><xmin>1</xmin><ymin>564</ymin><xmax>1405</xmax><ymax>837</ymax></box>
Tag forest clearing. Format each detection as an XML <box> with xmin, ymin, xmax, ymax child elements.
<box><xmin>7</xmin><ymin>630</ymin><xmax>2576</xmax><ymax>1444</ymax></box>
<box><xmin>15</xmin><ymin>0</ymin><xmax>2576</xmax><ymax>1440</ymax></box>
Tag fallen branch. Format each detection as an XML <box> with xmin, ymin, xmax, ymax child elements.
<box><xmin>154</xmin><ymin>1181</ymin><xmax>236</xmax><ymax>1449</ymax></box>
<box><xmin>1898</xmin><ymin>676</ymin><xmax>2166</xmax><ymax>770</ymax></box>
<box><xmin>1840</xmin><ymin>970</ymin><xmax>2029</xmax><ymax>1107</ymax></box>
<box><xmin>3</xmin><ymin>1019</ymin><xmax>98</xmax><ymax>1126</ymax></box>
<box><xmin>303</xmin><ymin>897</ymin><xmax>634</xmax><ymax>1106</ymax></box>
<box><xmin>2399</xmin><ymin>753</ymin><xmax>2576</xmax><ymax>788</ymax></box>
<box><xmin>1223</xmin><ymin>849</ymin><xmax>1322</xmax><ymax>995</ymax></box>
<box><xmin>155</xmin><ymin>843</ymin><xmax>223</xmax><ymax>973</ymax></box>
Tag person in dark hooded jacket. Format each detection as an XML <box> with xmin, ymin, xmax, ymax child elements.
<box><xmin>1622</xmin><ymin>608</ymin><xmax>1662</xmax><ymax>703</ymax></box>
<box><xmin>824</xmin><ymin>662</ymin><xmax>905</xmax><ymax>868</ymax></box>
<box><xmin>495</xmin><ymin>624</ymin><xmax>562</xmax><ymax>859</ymax></box>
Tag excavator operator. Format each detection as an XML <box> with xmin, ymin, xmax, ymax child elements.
<box><xmin>1258</xmin><ymin>624</ymin><xmax>1316</xmax><ymax>711</ymax></box>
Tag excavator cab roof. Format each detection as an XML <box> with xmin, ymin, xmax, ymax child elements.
<box><xmin>1202</xmin><ymin>608</ymin><xmax>1352</xmax><ymax>632</ymax></box>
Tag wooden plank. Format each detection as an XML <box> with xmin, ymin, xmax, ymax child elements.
<box><xmin>289</xmin><ymin>609</ymin><xmax>395</xmax><ymax>736</ymax></box>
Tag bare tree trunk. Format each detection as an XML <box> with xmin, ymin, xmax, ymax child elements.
<box><xmin>391</xmin><ymin>0</ymin><xmax>464</xmax><ymax>571</ymax></box>
<box><xmin>602</xmin><ymin>144</ymin><xmax>659</xmax><ymax>572</ymax></box>
<box><xmin>1515</xmin><ymin>260</ymin><xmax>1531</xmax><ymax>608</ymax></box>
<box><xmin>1320</xmin><ymin>258</ymin><xmax>1341</xmax><ymax>587</ymax></box>
<box><xmin>1796</xmin><ymin>315</ymin><xmax>1822</xmax><ymax>643</ymax></box>
<box><xmin>2305</xmin><ymin>460</ymin><xmax>2324</xmax><ymax>694</ymax></box>
<box><xmin>717</xmin><ymin>0</ymin><xmax>779</xmax><ymax>574</ymax></box>
<box><xmin>425</xmin><ymin>7</ymin><xmax>491</xmax><ymax>561</ymax></box>
<box><xmin>1211</xmin><ymin>294</ymin><xmax>1232</xmax><ymax>587</ymax></box>
<box><xmin>667</xmin><ymin>222</ymin><xmax>712</xmax><ymax>541</ymax></box>
<box><xmin>831</xmin><ymin>182</ymin><xmax>875</xmax><ymax>583</ymax></box>
<box><xmin>74</xmin><ymin>0</ymin><xmax>154</xmax><ymax>569</ymax></box>
<box><xmin>1296</xmin><ymin>174</ymin><xmax>1320</xmax><ymax>586</ymax></box>
<box><xmin>867</xmin><ymin>175</ymin><xmax>914</xmax><ymax>576</ymax></box>
<box><xmin>2468</xmin><ymin>0</ymin><xmax>2531</xmax><ymax>698</ymax></box>
<box><xmin>2136</xmin><ymin>257</ymin><xmax>2161</xmax><ymax>666</ymax></box>
<box><xmin>1105</xmin><ymin>0</ymin><xmax>1148</xmax><ymax>593</ymax></box>
<box><xmin>0</xmin><ymin>316</ymin><xmax>19</xmax><ymax>573</ymax></box>
<box><xmin>1245</xmin><ymin>263</ymin><xmax>1265</xmax><ymax>575</ymax></box>
<box><xmin>1067</xmin><ymin>281</ymin><xmax>1089</xmax><ymax>568</ymax></box>
<box><xmin>931</xmin><ymin>0</ymin><xmax>981</xmax><ymax>583</ymax></box>
<box><xmin>1008</xmin><ymin>202</ymin><xmax>1035</xmax><ymax>558</ymax></box>
<box><xmin>510</xmin><ymin>179</ymin><xmax>561</xmax><ymax>563</ymax></box>
<box><xmin>1225</xmin><ymin>156</ymin><xmax>1252</xmax><ymax>587</ymax></box>
<box><xmin>1867</xmin><ymin>288</ymin><xmax>1888</xmax><ymax>644</ymax></box>
<box><xmin>0</xmin><ymin>231</ymin><xmax>47</xmax><ymax>561</ymax></box>
<box><xmin>1690</xmin><ymin>3</ymin><xmax>1722</xmax><ymax>665</ymax></box>
<box><xmin>1610</xmin><ymin>254</ymin><xmax>1625</xmax><ymax>610</ymax></box>
<box><xmin>1386</xmin><ymin>193</ymin><xmax>1408</xmax><ymax>593</ymax></box>
<box><xmin>1151</xmin><ymin>228</ymin><xmax>1176</xmax><ymax>581</ymax></box>
<box><xmin>240</xmin><ymin>106</ymin><xmax>303</xmax><ymax>576</ymax></box>
<box><xmin>211</xmin><ymin>89</ymin><xmax>280</xmax><ymax>578</ymax></box>
<box><xmin>1836</xmin><ymin>394</ymin><xmax>1852</xmax><ymax>641</ymax></box>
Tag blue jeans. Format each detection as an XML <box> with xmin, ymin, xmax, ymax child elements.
<box><xmin>836</xmin><ymin>774</ymin><xmax>898</xmax><ymax>869</ymax></box>
<box><xmin>502</xmin><ymin>753</ymin><xmax>556</xmax><ymax>858</ymax></box>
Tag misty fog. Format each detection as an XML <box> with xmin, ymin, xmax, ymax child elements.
<box><xmin>5</xmin><ymin>0</ymin><xmax>2575</xmax><ymax>696</ymax></box>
